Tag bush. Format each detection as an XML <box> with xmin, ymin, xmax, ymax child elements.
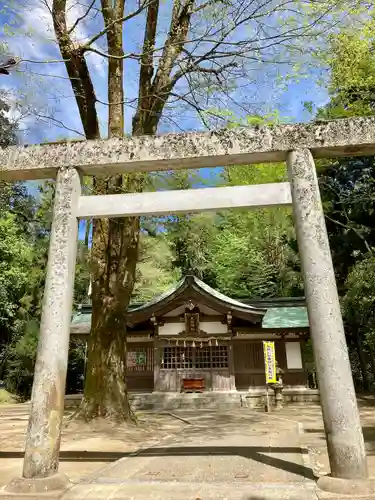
<box><xmin>4</xmin><ymin>320</ymin><xmax>85</xmax><ymax>400</ymax></box>
<box><xmin>4</xmin><ymin>320</ymin><xmax>38</xmax><ymax>401</ymax></box>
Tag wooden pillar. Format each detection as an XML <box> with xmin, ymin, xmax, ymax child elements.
<box><xmin>228</xmin><ymin>341</ymin><xmax>236</xmax><ymax>391</ymax></box>
<box><xmin>23</xmin><ymin>167</ymin><xmax>81</xmax><ymax>480</ymax></box>
<box><xmin>288</xmin><ymin>149</ymin><xmax>367</xmax><ymax>480</ymax></box>
<box><xmin>153</xmin><ymin>339</ymin><xmax>162</xmax><ymax>391</ymax></box>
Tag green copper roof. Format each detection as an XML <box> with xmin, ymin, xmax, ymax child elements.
<box><xmin>71</xmin><ymin>308</ymin><xmax>92</xmax><ymax>326</ymax></box>
<box><xmin>129</xmin><ymin>275</ymin><xmax>266</xmax><ymax>316</ymax></box>
<box><xmin>71</xmin><ymin>276</ymin><xmax>308</xmax><ymax>332</ymax></box>
<box><xmin>262</xmin><ymin>307</ymin><xmax>309</xmax><ymax>329</ymax></box>
<box><xmin>71</xmin><ymin>305</ymin><xmax>309</xmax><ymax>330</ymax></box>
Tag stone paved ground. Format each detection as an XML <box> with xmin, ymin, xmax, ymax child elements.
<box><xmin>0</xmin><ymin>404</ymin><xmax>185</xmax><ymax>488</ymax></box>
<box><xmin>275</xmin><ymin>398</ymin><xmax>375</xmax><ymax>479</ymax></box>
<box><xmin>62</xmin><ymin>409</ymin><xmax>315</xmax><ymax>499</ymax></box>
<box><xmin>1</xmin><ymin>400</ymin><xmax>375</xmax><ymax>499</ymax></box>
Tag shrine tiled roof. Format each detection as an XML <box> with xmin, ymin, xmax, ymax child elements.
<box><xmin>262</xmin><ymin>307</ymin><xmax>309</xmax><ymax>329</ymax></box>
<box><xmin>126</xmin><ymin>275</ymin><xmax>266</xmax><ymax>325</ymax></box>
<box><xmin>70</xmin><ymin>275</ymin><xmax>309</xmax><ymax>334</ymax></box>
<box><xmin>129</xmin><ymin>275</ymin><xmax>266</xmax><ymax>315</ymax></box>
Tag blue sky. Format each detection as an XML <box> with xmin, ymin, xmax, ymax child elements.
<box><xmin>1</xmin><ymin>0</ymin><xmax>337</xmax><ymax>231</ymax></box>
<box><xmin>0</xmin><ymin>0</ymin><xmax>335</xmax><ymax>240</ymax></box>
<box><xmin>0</xmin><ymin>0</ymin><xmax>334</xmax><ymax>147</ymax></box>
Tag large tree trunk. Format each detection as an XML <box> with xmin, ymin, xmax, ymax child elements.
<box><xmin>81</xmin><ymin>179</ymin><xmax>141</xmax><ymax>420</ymax></box>
<box><xmin>80</xmin><ymin>0</ymin><xmax>139</xmax><ymax>420</ymax></box>
<box><xmin>52</xmin><ymin>0</ymin><xmax>195</xmax><ymax>421</ymax></box>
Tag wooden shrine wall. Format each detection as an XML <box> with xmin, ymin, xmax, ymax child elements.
<box><xmin>155</xmin><ymin>341</ymin><xmax>234</xmax><ymax>392</ymax></box>
<box><xmin>125</xmin><ymin>339</ymin><xmax>308</xmax><ymax>392</ymax></box>
<box><xmin>127</xmin><ymin>343</ymin><xmax>154</xmax><ymax>392</ymax></box>
<box><xmin>233</xmin><ymin>340</ymin><xmax>307</xmax><ymax>389</ymax></box>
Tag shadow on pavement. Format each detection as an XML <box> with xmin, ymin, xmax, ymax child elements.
<box><xmin>0</xmin><ymin>445</ymin><xmax>314</xmax><ymax>480</ymax></box>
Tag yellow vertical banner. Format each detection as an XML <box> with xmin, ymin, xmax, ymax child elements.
<box><xmin>263</xmin><ymin>341</ymin><xmax>277</xmax><ymax>384</ymax></box>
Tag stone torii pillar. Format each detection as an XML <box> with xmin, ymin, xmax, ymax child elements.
<box><xmin>287</xmin><ymin>150</ymin><xmax>368</xmax><ymax>488</ymax></box>
<box><xmin>6</xmin><ymin>167</ymin><xmax>81</xmax><ymax>494</ymax></box>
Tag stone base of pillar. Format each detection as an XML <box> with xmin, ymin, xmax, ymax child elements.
<box><xmin>4</xmin><ymin>473</ymin><xmax>70</xmax><ymax>495</ymax></box>
<box><xmin>317</xmin><ymin>475</ymin><xmax>375</xmax><ymax>497</ymax></box>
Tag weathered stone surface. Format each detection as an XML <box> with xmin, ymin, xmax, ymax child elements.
<box><xmin>317</xmin><ymin>475</ymin><xmax>375</xmax><ymax>496</ymax></box>
<box><xmin>4</xmin><ymin>473</ymin><xmax>70</xmax><ymax>494</ymax></box>
<box><xmin>22</xmin><ymin>167</ymin><xmax>81</xmax><ymax>479</ymax></box>
<box><xmin>59</xmin><ymin>482</ymin><xmax>317</xmax><ymax>500</ymax></box>
<box><xmin>0</xmin><ymin>491</ymin><xmax>64</xmax><ymax>499</ymax></box>
<box><xmin>287</xmin><ymin>149</ymin><xmax>368</xmax><ymax>480</ymax></box>
<box><xmin>61</xmin><ymin>407</ymin><xmax>314</xmax><ymax>499</ymax></box>
<box><xmin>1</xmin><ymin>116</ymin><xmax>375</xmax><ymax>180</ymax></box>
<box><xmin>63</xmin><ymin>390</ymin><xmax>320</xmax><ymax>410</ymax></box>
<box><xmin>77</xmin><ymin>182</ymin><xmax>292</xmax><ymax>219</ymax></box>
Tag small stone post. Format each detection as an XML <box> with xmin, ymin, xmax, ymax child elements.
<box><xmin>287</xmin><ymin>149</ymin><xmax>368</xmax><ymax>480</ymax></box>
<box><xmin>22</xmin><ymin>167</ymin><xmax>81</xmax><ymax>481</ymax></box>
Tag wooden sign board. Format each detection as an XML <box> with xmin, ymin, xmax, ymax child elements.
<box><xmin>127</xmin><ymin>351</ymin><xmax>146</xmax><ymax>367</ymax></box>
<box><xmin>263</xmin><ymin>341</ymin><xmax>277</xmax><ymax>384</ymax></box>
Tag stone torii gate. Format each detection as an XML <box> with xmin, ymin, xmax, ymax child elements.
<box><xmin>1</xmin><ymin>117</ymin><xmax>374</xmax><ymax>495</ymax></box>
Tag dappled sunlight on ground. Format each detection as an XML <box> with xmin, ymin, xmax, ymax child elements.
<box><xmin>273</xmin><ymin>398</ymin><xmax>375</xmax><ymax>478</ymax></box>
<box><xmin>0</xmin><ymin>404</ymin><xmax>186</xmax><ymax>486</ymax></box>
<box><xmin>0</xmin><ymin>397</ymin><xmax>374</xmax><ymax>490</ymax></box>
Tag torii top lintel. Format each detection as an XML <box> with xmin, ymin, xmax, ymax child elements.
<box><xmin>1</xmin><ymin>116</ymin><xmax>375</xmax><ymax>181</ymax></box>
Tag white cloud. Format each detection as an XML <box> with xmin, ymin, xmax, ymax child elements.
<box><xmin>1</xmin><ymin>0</ymin><xmax>108</xmax><ymax>142</ymax></box>
<box><xmin>86</xmin><ymin>50</ymin><xmax>106</xmax><ymax>78</ymax></box>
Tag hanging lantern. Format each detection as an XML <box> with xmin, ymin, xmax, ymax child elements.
<box><xmin>176</xmin><ymin>339</ymin><xmax>179</xmax><ymax>346</ymax></box>
<box><xmin>208</xmin><ymin>339</ymin><xmax>211</xmax><ymax>347</ymax></box>
<box><xmin>192</xmin><ymin>340</ymin><xmax>196</xmax><ymax>348</ymax></box>
<box><xmin>200</xmin><ymin>342</ymin><xmax>203</xmax><ymax>348</ymax></box>
<box><xmin>215</xmin><ymin>339</ymin><xmax>218</xmax><ymax>346</ymax></box>
<box><xmin>184</xmin><ymin>340</ymin><xmax>186</xmax><ymax>347</ymax></box>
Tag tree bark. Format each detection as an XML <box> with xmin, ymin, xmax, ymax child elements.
<box><xmin>79</xmin><ymin>0</ymin><xmax>139</xmax><ymax>421</ymax></box>
<box><xmin>82</xmin><ymin>0</ymin><xmax>195</xmax><ymax>420</ymax></box>
<box><xmin>52</xmin><ymin>0</ymin><xmax>196</xmax><ymax>421</ymax></box>
<box><xmin>81</xmin><ymin>178</ymin><xmax>140</xmax><ymax>420</ymax></box>
<box><xmin>52</xmin><ymin>0</ymin><xmax>99</xmax><ymax>140</ymax></box>
<box><xmin>84</xmin><ymin>220</ymin><xmax>91</xmax><ymax>250</ymax></box>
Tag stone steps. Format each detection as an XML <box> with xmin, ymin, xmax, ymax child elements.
<box><xmin>64</xmin><ymin>390</ymin><xmax>320</xmax><ymax>411</ymax></box>
<box><xmin>130</xmin><ymin>392</ymin><xmax>244</xmax><ymax>411</ymax></box>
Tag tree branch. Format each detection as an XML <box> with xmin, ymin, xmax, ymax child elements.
<box><xmin>52</xmin><ymin>0</ymin><xmax>100</xmax><ymax>139</ymax></box>
<box><xmin>84</xmin><ymin>46</ymin><xmax>138</xmax><ymax>60</ymax></box>
<box><xmin>132</xmin><ymin>0</ymin><xmax>160</xmax><ymax>134</ymax></box>
<box><xmin>33</xmin><ymin>111</ymin><xmax>85</xmax><ymax>136</ymax></box>
<box><xmin>96</xmin><ymin>96</ymin><xmax>137</xmax><ymax>106</ymax></box>
<box><xmin>100</xmin><ymin>0</ymin><xmax>125</xmax><ymax>137</ymax></box>
<box><xmin>68</xmin><ymin>0</ymin><xmax>97</xmax><ymax>34</ymax></box>
<box><xmin>85</xmin><ymin>0</ymin><xmax>154</xmax><ymax>48</ymax></box>
<box><xmin>19</xmin><ymin>58</ymin><xmax>69</xmax><ymax>64</ymax></box>
<box><xmin>325</xmin><ymin>214</ymin><xmax>373</xmax><ymax>254</ymax></box>
<box><xmin>133</xmin><ymin>0</ymin><xmax>196</xmax><ymax>134</ymax></box>
<box><xmin>171</xmin><ymin>61</ymin><xmax>238</xmax><ymax>87</ymax></box>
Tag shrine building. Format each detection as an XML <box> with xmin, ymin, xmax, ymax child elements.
<box><xmin>70</xmin><ymin>275</ymin><xmax>311</xmax><ymax>394</ymax></box>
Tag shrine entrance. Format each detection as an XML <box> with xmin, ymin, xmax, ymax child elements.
<box><xmin>1</xmin><ymin>117</ymin><xmax>373</xmax><ymax>493</ymax></box>
<box><xmin>161</xmin><ymin>343</ymin><xmax>230</xmax><ymax>392</ymax></box>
